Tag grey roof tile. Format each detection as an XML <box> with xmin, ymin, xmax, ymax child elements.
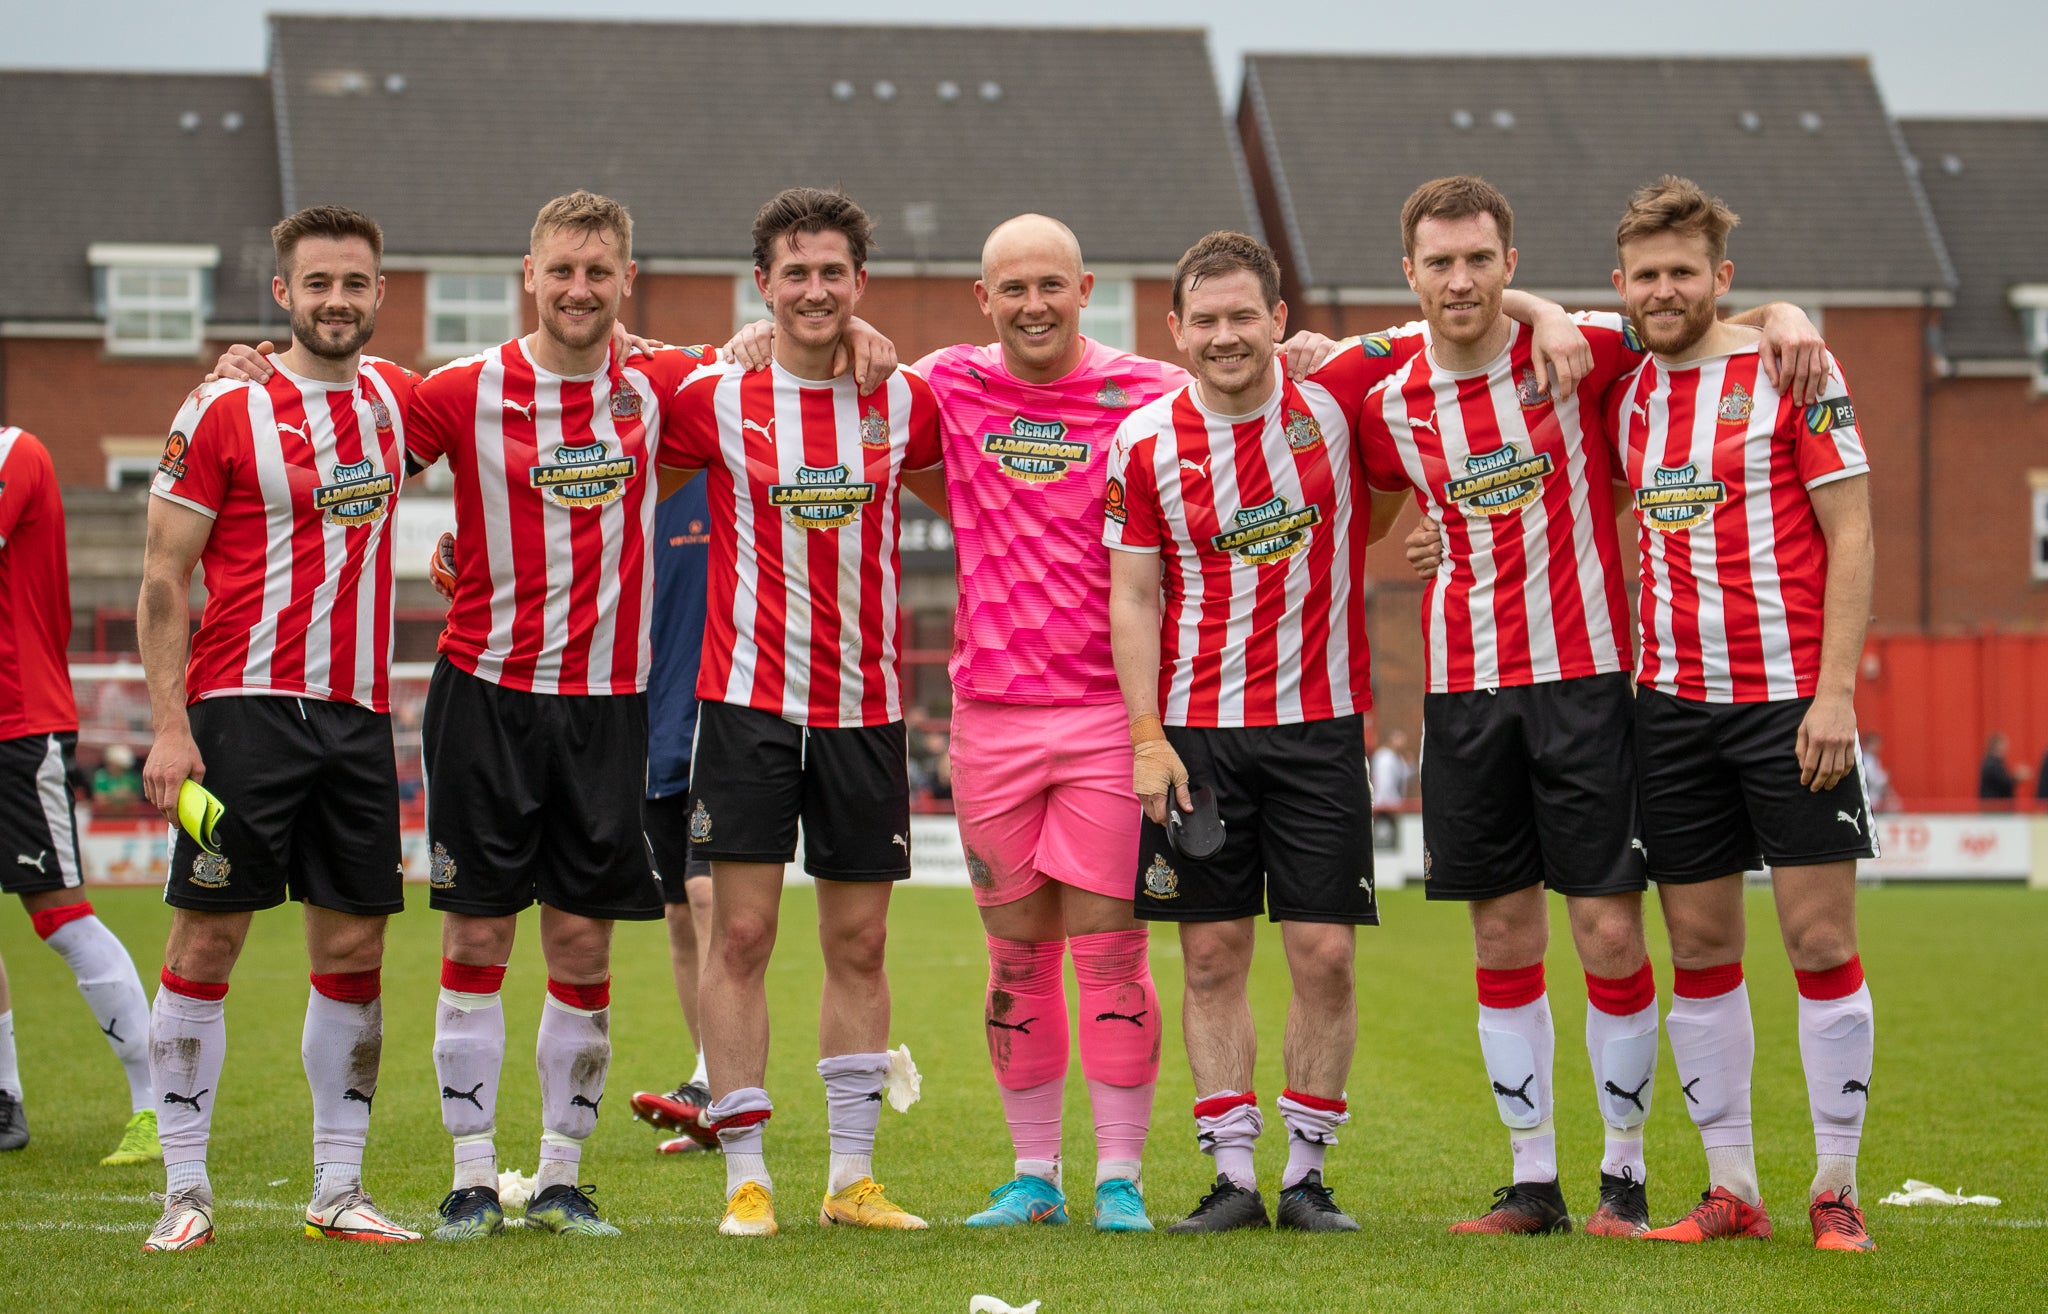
<box><xmin>0</xmin><ymin>71</ymin><xmax>281</xmax><ymax>323</ymax></box>
<box><xmin>271</xmin><ymin>16</ymin><xmax>1250</xmax><ymax>264</ymax></box>
<box><xmin>1244</xmin><ymin>55</ymin><xmax>1953</xmax><ymax>296</ymax></box>
<box><xmin>1900</xmin><ymin>118</ymin><xmax>2048</xmax><ymax>361</ymax></box>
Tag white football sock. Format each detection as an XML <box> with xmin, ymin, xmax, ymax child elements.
<box><xmin>434</xmin><ymin>984</ymin><xmax>504</xmax><ymax>1190</ymax></box>
<box><xmin>536</xmin><ymin>991</ymin><xmax>611</xmax><ymax>1193</ymax></box>
<box><xmin>819</xmin><ymin>1052</ymin><xmax>890</xmax><ymax>1192</ymax></box>
<box><xmin>0</xmin><ymin>1010</ymin><xmax>19</xmax><ymax>1096</ymax></box>
<box><xmin>1667</xmin><ymin>976</ymin><xmax>1759</xmax><ymax>1203</ymax></box>
<box><xmin>303</xmin><ymin>982</ymin><xmax>381</xmax><ymax>1205</ymax></box>
<box><xmin>1478</xmin><ymin>994</ymin><xmax>1557</xmax><ymax>1184</ymax></box>
<box><xmin>151</xmin><ymin>978</ymin><xmax>227</xmax><ymax>1196</ymax></box>
<box><xmin>1799</xmin><ymin>981</ymin><xmax>1874</xmax><ymax>1199</ymax></box>
<box><xmin>44</xmin><ymin>915</ymin><xmax>154</xmax><ymax>1111</ymax></box>
<box><xmin>709</xmin><ymin>1087</ymin><xmax>773</xmax><ymax>1198</ymax></box>
<box><xmin>1586</xmin><ymin>999</ymin><xmax>1658</xmax><ymax>1180</ymax></box>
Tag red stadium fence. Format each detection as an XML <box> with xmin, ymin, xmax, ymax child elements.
<box><xmin>1855</xmin><ymin>632</ymin><xmax>2048</xmax><ymax>810</ymax></box>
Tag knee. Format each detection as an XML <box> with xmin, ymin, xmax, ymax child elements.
<box><xmin>166</xmin><ymin>917</ymin><xmax>242</xmax><ymax>981</ymax></box>
<box><xmin>715</xmin><ymin>912</ymin><xmax>778</xmax><ymax>974</ymax></box>
<box><xmin>1574</xmin><ymin>909</ymin><xmax>1645</xmax><ymax>975</ymax></box>
<box><xmin>824</xmin><ymin>917</ymin><xmax>888</xmax><ymax>979</ymax></box>
<box><xmin>1181</xmin><ymin>934</ymin><xmax>1250</xmax><ymax>997</ymax></box>
<box><xmin>322</xmin><ymin>919</ymin><xmax>387</xmax><ymax>974</ymax></box>
<box><xmin>1291</xmin><ymin>931</ymin><xmax>1356</xmax><ymax>996</ymax></box>
<box><xmin>1781</xmin><ymin>919</ymin><xmax>1856</xmax><ymax>974</ymax></box>
<box><xmin>1470</xmin><ymin>909</ymin><xmax>1544</xmax><ymax>972</ymax></box>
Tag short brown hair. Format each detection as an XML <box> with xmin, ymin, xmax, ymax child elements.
<box><xmin>1399</xmin><ymin>176</ymin><xmax>1514</xmax><ymax>256</ymax></box>
<box><xmin>1616</xmin><ymin>175</ymin><xmax>1741</xmax><ymax>266</ymax></box>
<box><xmin>1172</xmin><ymin>231</ymin><xmax>1281</xmax><ymax>315</ymax></box>
<box><xmin>752</xmin><ymin>188</ymin><xmax>874</xmax><ymax>271</ymax></box>
<box><xmin>531</xmin><ymin>190</ymin><xmax>634</xmax><ymax>266</ymax></box>
<box><xmin>271</xmin><ymin>205</ymin><xmax>383</xmax><ymax>279</ymax></box>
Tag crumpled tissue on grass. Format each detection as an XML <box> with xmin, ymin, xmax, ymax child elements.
<box><xmin>1878</xmin><ymin>1179</ymin><xmax>2001</xmax><ymax>1207</ymax></box>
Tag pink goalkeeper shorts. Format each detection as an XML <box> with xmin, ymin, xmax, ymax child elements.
<box><xmin>949</xmin><ymin>698</ymin><xmax>1142</xmax><ymax>907</ymax></box>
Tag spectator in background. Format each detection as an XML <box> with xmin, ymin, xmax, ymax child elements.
<box><xmin>1978</xmin><ymin>733</ymin><xmax>2017</xmax><ymax>806</ymax></box>
<box><xmin>1858</xmin><ymin>733</ymin><xmax>1897</xmax><ymax>813</ymax></box>
<box><xmin>1370</xmin><ymin>730</ymin><xmax>1414</xmax><ymax>810</ymax></box>
<box><xmin>91</xmin><ymin>744</ymin><xmax>145</xmax><ymax>813</ymax></box>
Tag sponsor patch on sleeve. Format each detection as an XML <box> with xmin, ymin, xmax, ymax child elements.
<box><xmin>1104</xmin><ymin>476</ymin><xmax>1127</xmax><ymax>523</ymax></box>
<box><xmin>1804</xmin><ymin>396</ymin><xmax>1856</xmax><ymax>435</ymax></box>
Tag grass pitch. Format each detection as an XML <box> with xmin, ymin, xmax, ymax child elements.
<box><xmin>0</xmin><ymin>882</ymin><xmax>2041</xmax><ymax>1311</ymax></box>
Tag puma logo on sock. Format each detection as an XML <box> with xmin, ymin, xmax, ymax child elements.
<box><xmin>1603</xmin><ymin>1078</ymin><xmax>1649</xmax><ymax>1112</ymax></box>
<box><xmin>343</xmin><ymin>1087</ymin><xmax>374</xmax><ymax>1110</ymax></box>
<box><xmin>1094</xmin><ymin>1009</ymin><xmax>1148</xmax><ymax>1027</ymax></box>
<box><xmin>986</xmin><ymin>1016</ymin><xmax>1037</xmax><ymax>1034</ymax></box>
<box><xmin>163</xmin><ymin>1089</ymin><xmax>209</xmax><ymax>1111</ymax></box>
<box><xmin>442</xmin><ymin>1082</ymin><xmax>485</xmax><ymax>1109</ymax></box>
<box><xmin>1491</xmin><ymin>1075</ymin><xmax>1535</xmax><ymax>1108</ymax></box>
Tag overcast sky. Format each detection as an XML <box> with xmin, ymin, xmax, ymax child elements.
<box><xmin>5</xmin><ymin>0</ymin><xmax>2045</xmax><ymax>117</ymax></box>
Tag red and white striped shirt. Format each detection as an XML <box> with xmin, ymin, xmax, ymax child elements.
<box><xmin>152</xmin><ymin>357</ymin><xmax>414</xmax><ymax>712</ymax></box>
<box><xmin>0</xmin><ymin>428</ymin><xmax>77</xmax><ymax>737</ymax></box>
<box><xmin>1358</xmin><ymin>313</ymin><xmax>1642</xmax><ymax>693</ymax></box>
<box><xmin>1616</xmin><ymin>344</ymin><xmax>1867</xmax><ymax>703</ymax></box>
<box><xmin>405</xmin><ymin>340</ymin><xmax>717</xmax><ymax>696</ymax></box>
<box><xmin>1103</xmin><ymin>361</ymin><xmax>1372</xmax><ymax>728</ymax></box>
<box><xmin>658</xmin><ymin>362</ymin><xmax>943</xmax><ymax>728</ymax></box>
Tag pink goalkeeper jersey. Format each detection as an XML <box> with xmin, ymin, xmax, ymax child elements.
<box><xmin>914</xmin><ymin>338</ymin><xmax>1190</xmax><ymax>705</ymax></box>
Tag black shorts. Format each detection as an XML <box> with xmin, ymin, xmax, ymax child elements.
<box><xmin>423</xmin><ymin>658</ymin><xmax>660</xmax><ymax>921</ymax></box>
<box><xmin>645</xmin><ymin>789</ymin><xmax>713</xmax><ymax>903</ymax></box>
<box><xmin>0</xmin><ymin>732</ymin><xmax>84</xmax><ymax>895</ymax></box>
<box><xmin>165</xmin><ymin>697</ymin><xmax>403</xmax><ymax>916</ymax></box>
<box><xmin>1635</xmin><ymin>687</ymin><xmax>1879</xmax><ymax>882</ymax></box>
<box><xmin>688</xmin><ymin>700</ymin><xmax>911</xmax><ymax>881</ymax></box>
<box><xmin>1133</xmin><ymin>715</ymin><xmax>1377</xmax><ymax>925</ymax></box>
<box><xmin>1419</xmin><ymin>673</ymin><xmax>1647</xmax><ymax>903</ymax></box>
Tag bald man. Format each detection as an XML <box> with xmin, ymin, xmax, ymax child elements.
<box><xmin>911</xmin><ymin>217</ymin><xmax>1344</xmax><ymax>1231</ymax></box>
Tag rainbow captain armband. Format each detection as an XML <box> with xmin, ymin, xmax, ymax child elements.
<box><xmin>177</xmin><ymin>779</ymin><xmax>225</xmax><ymax>855</ymax></box>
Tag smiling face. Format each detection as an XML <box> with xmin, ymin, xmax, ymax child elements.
<box><xmin>276</xmin><ymin>235</ymin><xmax>382</xmax><ymax>360</ymax></box>
<box><xmin>526</xmin><ymin>222</ymin><xmax>635</xmax><ymax>355</ymax></box>
<box><xmin>975</xmin><ymin>216</ymin><xmax>1092</xmax><ymax>383</ymax></box>
<box><xmin>1168</xmin><ymin>268</ymin><xmax>1286</xmax><ymax>412</ymax></box>
<box><xmin>1614</xmin><ymin>229</ymin><xmax>1733</xmax><ymax>358</ymax></box>
<box><xmin>1403</xmin><ymin>213</ymin><xmax>1516</xmax><ymax>351</ymax></box>
<box><xmin>757</xmin><ymin>228</ymin><xmax>865</xmax><ymax>358</ymax></box>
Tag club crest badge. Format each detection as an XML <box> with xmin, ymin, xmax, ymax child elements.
<box><xmin>967</xmin><ymin>852</ymin><xmax>994</xmax><ymax>889</ymax></box>
<box><xmin>158</xmin><ymin>430</ymin><xmax>190</xmax><ymax>481</ymax></box>
<box><xmin>610</xmin><ymin>386</ymin><xmax>643</xmax><ymax>422</ymax></box>
<box><xmin>768</xmin><ymin>463</ymin><xmax>876</xmax><ymax>530</ymax></box>
<box><xmin>1283</xmin><ymin>409</ymin><xmax>1324</xmax><ymax>451</ymax></box>
<box><xmin>1633</xmin><ymin>463</ymin><xmax>1729</xmax><ymax>533</ymax></box>
<box><xmin>429</xmin><ymin>842</ymin><xmax>457</xmax><ymax>890</ymax></box>
<box><xmin>1143</xmin><ymin>853</ymin><xmax>1179</xmax><ymax>899</ymax></box>
<box><xmin>530</xmin><ymin>440</ymin><xmax>636</xmax><ymax>509</ymax></box>
<box><xmin>1441</xmin><ymin>443</ymin><xmax>1555</xmax><ymax>516</ymax></box>
<box><xmin>1212</xmin><ymin>496</ymin><xmax>1321</xmax><ymax>566</ymax></box>
<box><xmin>859</xmin><ymin>407</ymin><xmax>891</xmax><ymax>451</ymax></box>
<box><xmin>1515</xmin><ymin>366</ymin><xmax>1549</xmax><ymax>410</ymax></box>
<box><xmin>1095</xmin><ymin>380</ymin><xmax>1131</xmax><ymax>409</ymax></box>
<box><xmin>1717</xmin><ymin>382</ymin><xmax>1753</xmax><ymax>425</ymax></box>
<box><xmin>368</xmin><ymin>396</ymin><xmax>393</xmax><ymax>433</ymax></box>
<box><xmin>983</xmin><ymin>416</ymin><xmax>1090</xmax><ymax>483</ymax></box>
<box><xmin>313</xmin><ymin>458</ymin><xmax>397</xmax><ymax>527</ymax></box>
<box><xmin>690</xmin><ymin>799</ymin><xmax>712</xmax><ymax>842</ymax></box>
<box><xmin>190</xmin><ymin>851</ymin><xmax>231</xmax><ymax>889</ymax></box>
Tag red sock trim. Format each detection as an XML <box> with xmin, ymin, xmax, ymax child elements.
<box><xmin>440</xmin><ymin>959</ymin><xmax>506</xmax><ymax>994</ymax></box>
<box><xmin>1280</xmin><ymin>1088</ymin><xmax>1348</xmax><ymax>1114</ymax></box>
<box><xmin>310</xmin><ymin>968</ymin><xmax>381</xmax><ymax>1004</ymax></box>
<box><xmin>1586</xmin><ymin>959</ymin><xmax>1657</xmax><ymax>1015</ymax></box>
<box><xmin>160</xmin><ymin>966</ymin><xmax>228</xmax><ymax>1001</ymax></box>
<box><xmin>29</xmin><ymin>900</ymin><xmax>95</xmax><ymax>940</ymax></box>
<box><xmin>1192</xmin><ymin>1090</ymin><xmax>1258</xmax><ymax>1121</ymax></box>
<box><xmin>713</xmin><ymin>1108</ymin><xmax>772</xmax><ymax>1135</ymax></box>
<box><xmin>547</xmin><ymin>977</ymin><xmax>611</xmax><ymax>1010</ymax></box>
<box><xmin>1475</xmin><ymin>962</ymin><xmax>1546</xmax><ymax>1009</ymax></box>
<box><xmin>1794</xmin><ymin>955</ymin><xmax>1865</xmax><ymax>1001</ymax></box>
<box><xmin>1672</xmin><ymin>961</ymin><xmax>1745</xmax><ymax>999</ymax></box>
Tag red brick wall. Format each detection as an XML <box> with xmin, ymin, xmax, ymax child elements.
<box><xmin>1927</xmin><ymin>374</ymin><xmax>2048</xmax><ymax>630</ymax></box>
<box><xmin>1815</xmin><ymin>306</ymin><xmax>1933</xmax><ymax>631</ymax></box>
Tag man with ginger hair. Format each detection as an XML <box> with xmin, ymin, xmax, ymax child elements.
<box><xmin>1608</xmin><ymin>177</ymin><xmax>1879</xmax><ymax>1253</ymax></box>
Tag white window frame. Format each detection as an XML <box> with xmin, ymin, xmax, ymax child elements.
<box><xmin>89</xmin><ymin>243</ymin><xmax>218</xmax><ymax>357</ymax></box>
<box><xmin>426</xmin><ymin>265</ymin><xmax>520</xmax><ymax>357</ymax></box>
<box><xmin>2031</xmin><ymin>472</ymin><xmax>2048</xmax><ymax>584</ymax></box>
<box><xmin>734</xmin><ymin>272</ymin><xmax>770</xmax><ymax>335</ymax></box>
<box><xmin>2011</xmin><ymin>288</ymin><xmax>2048</xmax><ymax>393</ymax></box>
<box><xmin>1078</xmin><ymin>274</ymin><xmax>1136</xmax><ymax>352</ymax></box>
